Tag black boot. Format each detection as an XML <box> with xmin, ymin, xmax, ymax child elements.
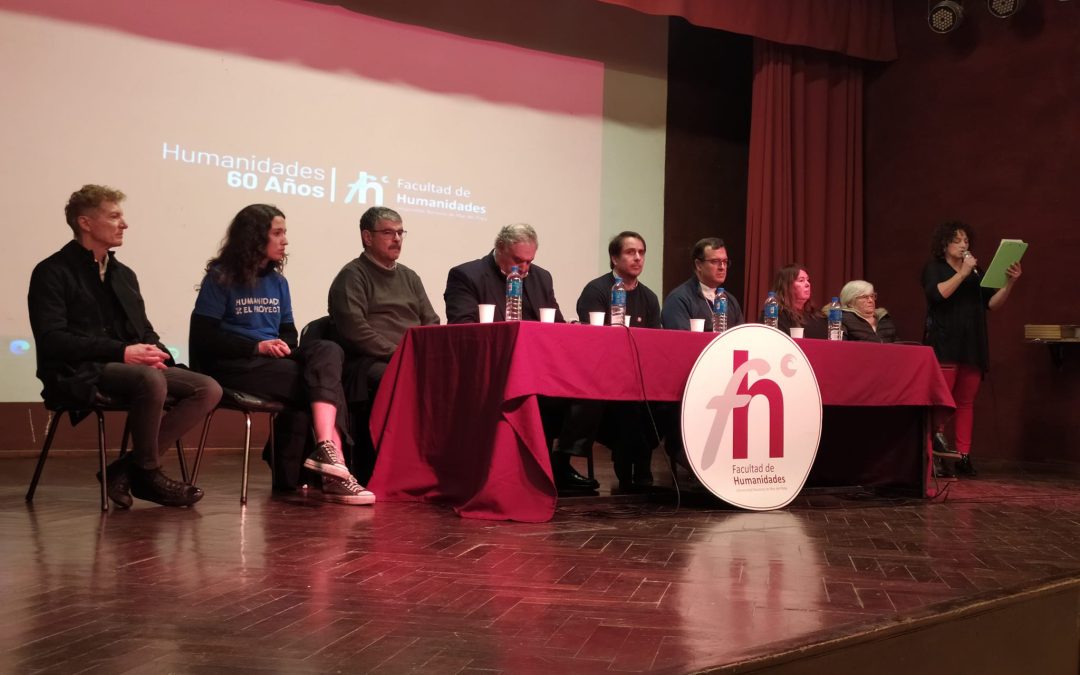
<box><xmin>955</xmin><ymin>455</ymin><xmax>977</xmax><ymax>477</ymax></box>
<box><xmin>130</xmin><ymin>467</ymin><xmax>204</xmax><ymax>507</ymax></box>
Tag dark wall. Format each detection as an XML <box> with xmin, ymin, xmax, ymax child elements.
<box><xmin>663</xmin><ymin>19</ymin><xmax>752</xmax><ymax>303</ymax></box>
<box><xmin>865</xmin><ymin>1</ymin><xmax>1080</xmax><ymax>464</ymax></box>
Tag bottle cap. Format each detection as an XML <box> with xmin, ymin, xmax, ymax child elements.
<box><xmin>510</xmin><ymin>266</ymin><xmax>519</xmax><ymax>273</ymax></box>
<box><xmin>831</xmin><ymin>296</ymin><xmax>839</xmax><ymax>302</ymax></box>
<box><xmin>767</xmin><ymin>291</ymin><xmax>776</xmax><ymax>297</ymax></box>
<box><xmin>717</xmin><ymin>287</ymin><xmax>725</xmax><ymax>293</ymax></box>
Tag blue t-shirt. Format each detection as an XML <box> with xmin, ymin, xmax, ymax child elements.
<box><xmin>193</xmin><ymin>270</ymin><xmax>293</xmax><ymax>342</ymax></box>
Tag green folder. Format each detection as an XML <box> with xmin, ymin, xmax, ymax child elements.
<box><xmin>980</xmin><ymin>239</ymin><xmax>1028</xmax><ymax>289</ymax></box>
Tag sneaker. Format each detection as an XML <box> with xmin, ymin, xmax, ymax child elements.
<box><xmin>130</xmin><ymin>468</ymin><xmax>204</xmax><ymax>507</ymax></box>
<box><xmin>321</xmin><ymin>475</ymin><xmax>375</xmax><ymax>505</ymax></box>
<box><xmin>303</xmin><ymin>440</ymin><xmax>352</xmax><ymax>480</ymax></box>
<box><xmin>96</xmin><ymin>455</ymin><xmax>133</xmax><ymax>509</ymax></box>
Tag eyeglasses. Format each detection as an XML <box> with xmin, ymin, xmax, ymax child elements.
<box><xmin>697</xmin><ymin>258</ymin><xmax>731</xmax><ymax>268</ymax></box>
<box><xmin>854</xmin><ymin>293</ymin><xmax>878</xmax><ymax>302</ymax></box>
<box><xmin>371</xmin><ymin>229</ymin><xmax>407</xmax><ymax>239</ymax></box>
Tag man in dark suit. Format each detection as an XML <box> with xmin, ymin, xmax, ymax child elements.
<box><xmin>444</xmin><ymin>222</ymin><xmax>564</xmax><ymax>323</ymax></box>
<box><xmin>28</xmin><ymin>185</ymin><xmax>221</xmax><ymax>508</ymax></box>
<box><xmin>443</xmin><ymin>223</ymin><xmax>594</xmax><ymax>493</ymax></box>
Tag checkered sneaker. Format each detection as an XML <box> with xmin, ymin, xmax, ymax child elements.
<box><xmin>303</xmin><ymin>440</ymin><xmax>352</xmax><ymax>480</ymax></box>
<box><xmin>321</xmin><ymin>475</ymin><xmax>376</xmax><ymax>505</ymax></box>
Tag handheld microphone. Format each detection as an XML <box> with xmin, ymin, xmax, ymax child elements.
<box><xmin>964</xmin><ymin>251</ymin><xmax>980</xmax><ymax>277</ymax></box>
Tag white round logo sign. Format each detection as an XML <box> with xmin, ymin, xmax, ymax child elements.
<box><xmin>681</xmin><ymin>323</ymin><xmax>822</xmax><ymax>510</ymax></box>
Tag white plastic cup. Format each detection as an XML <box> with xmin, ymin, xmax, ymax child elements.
<box><xmin>789</xmin><ymin>327</ymin><xmax>805</xmax><ymax>338</ymax></box>
<box><xmin>623</xmin><ymin>314</ymin><xmax>632</xmax><ymax>327</ymax></box>
<box><xmin>689</xmin><ymin>318</ymin><xmax>706</xmax><ymax>332</ymax></box>
<box><xmin>478</xmin><ymin>304</ymin><xmax>495</xmax><ymax>323</ymax></box>
<box><xmin>588</xmin><ymin>311</ymin><xmax>605</xmax><ymax>326</ymax></box>
<box><xmin>539</xmin><ymin>307</ymin><xmax>556</xmax><ymax>323</ymax></box>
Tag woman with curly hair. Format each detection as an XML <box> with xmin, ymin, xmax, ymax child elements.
<box><xmin>190</xmin><ymin>204</ymin><xmax>373</xmax><ymax>504</ymax></box>
<box><xmin>923</xmin><ymin>220</ymin><xmax>1022</xmax><ymax>477</ymax></box>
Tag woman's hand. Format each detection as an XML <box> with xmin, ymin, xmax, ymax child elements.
<box><xmin>257</xmin><ymin>339</ymin><xmax>291</xmax><ymax>358</ymax></box>
<box><xmin>1004</xmin><ymin>261</ymin><xmax>1022</xmax><ymax>285</ymax></box>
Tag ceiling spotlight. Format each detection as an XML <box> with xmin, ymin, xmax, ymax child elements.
<box><xmin>929</xmin><ymin>0</ymin><xmax>965</xmax><ymax>33</ymax></box>
<box><xmin>987</xmin><ymin>0</ymin><xmax>1025</xmax><ymax>17</ymax></box>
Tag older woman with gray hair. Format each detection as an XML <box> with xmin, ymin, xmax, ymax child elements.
<box><xmin>839</xmin><ymin>280</ymin><xmax>896</xmax><ymax>343</ymax></box>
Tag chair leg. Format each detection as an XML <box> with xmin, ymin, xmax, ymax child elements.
<box><xmin>97</xmin><ymin>410</ymin><xmax>109</xmax><ymax>512</ymax></box>
<box><xmin>119</xmin><ymin>417</ymin><xmax>131</xmax><ymax>459</ymax></box>
<box><xmin>586</xmin><ymin>445</ymin><xmax>595</xmax><ymax>481</ymax></box>
<box><xmin>25</xmin><ymin>410</ymin><xmax>65</xmax><ymax>502</ymax></box>
<box><xmin>190</xmin><ymin>409</ymin><xmax>217</xmax><ymax>485</ymax></box>
<box><xmin>241</xmin><ymin>411</ymin><xmax>253</xmax><ymax>504</ymax></box>
<box><xmin>176</xmin><ymin>440</ymin><xmax>189</xmax><ymax>483</ymax></box>
<box><xmin>268</xmin><ymin>413</ymin><xmax>277</xmax><ymax>488</ymax></box>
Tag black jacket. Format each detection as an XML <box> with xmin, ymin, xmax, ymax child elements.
<box><xmin>444</xmin><ymin>251</ymin><xmax>564</xmax><ymax>324</ymax></box>
<box><xmin>28</xmin><ymin>241</ymin><xmax>171</xmax><ymax>408</ymax></box>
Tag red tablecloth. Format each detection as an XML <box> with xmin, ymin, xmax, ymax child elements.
<box><xmin>367</xmin><ymin>322</ymin><xmax>955</xmax><ymax>521</ymax></box>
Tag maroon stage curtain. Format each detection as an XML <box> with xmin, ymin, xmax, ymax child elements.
<box><xmin>743</xmin><ymin>39</ymin><xmax>865</xmax><ymax>316</ymax></box>
<box><xmin>597</xmin><ymin>0</ymin><xmax>896</xmax><ymax>61</ymax></box>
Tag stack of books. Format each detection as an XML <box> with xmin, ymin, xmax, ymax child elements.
<box><xmin>1024</xmin><ymin>325</ymin><xmax>1079</xmax><ymax>340</ymax></box>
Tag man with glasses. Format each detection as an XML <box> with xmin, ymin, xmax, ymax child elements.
<box><xmin>328</xmin><ymin>206</ymin><xmax>440</xmax><ymax>469</ymax></box>
<box><xmin>661</xmin><ymin>237</ymin><xmax>744</xmax><ymax>330</ymax></box>
<box><xmin>659</xmin><ymin>238</ymin><xmax>744</xmax><ymax>473</ymax></box>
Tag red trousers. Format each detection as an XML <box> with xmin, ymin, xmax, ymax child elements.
<box><xmin>936</xmin><ymin>363</ymin><xmax>983</xmax><ymax>455</ymax></box>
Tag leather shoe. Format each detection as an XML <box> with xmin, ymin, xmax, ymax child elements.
<box><xmin>96</xmin><ymin>456</ymin><xmax>133</xmax><ymax>509</ymax></box>
<box><xmin>130</xmin><ymin>468</ymin><xmax>204</xmax><ymax>507</ymax></box>
<box><xmin>955</xmin><ymin>455</ymin><xmax>977</xmax><ymax>477</ymax></box>
<box><xmin>554</xmin><ymin>464</ymin><xmax>599</xmax><ymax>491</ymax></box>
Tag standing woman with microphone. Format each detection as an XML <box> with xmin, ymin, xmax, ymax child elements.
<box><xmin>922</xmin><ymin>221</ymin><xmax>1022</xmax><ymax>476</ymax></box>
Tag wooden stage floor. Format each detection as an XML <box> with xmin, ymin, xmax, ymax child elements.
<box><xmin>2</xmin><ymin>452</ymin><xmax>1079</xmax><ymax>673</ymax></box>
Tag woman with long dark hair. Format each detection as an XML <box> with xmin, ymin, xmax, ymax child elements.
<box><xmin>923</xmin><ymin>221</ymin><xmax>1021</xmax><ymax>477</ymax></box>
<box><xmin>190</xmin><ymin>204</ymin><xmax>373</xmax><ymax>504</ymax></box>
<box><xmin>769</xmin><ymin>263</ymin><xmax>826</xmax><ymax>337</ymax></box>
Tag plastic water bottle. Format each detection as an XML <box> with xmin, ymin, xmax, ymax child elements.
<box><xmin>712</xmin><ymin>287</ymin><xmax>728</xmax><ymax>333</ymax></box>
<box><xmin>763</xmin><ymin>291</ymin><xmax>779</xmax><ymax>328</ymax></box>
<box><xmin>827</xmin><ymin>296</ymin><xmax>843</xmax><ymax>341</ymax></box>
<box><xmin>610</xmin><ymin>276</ymin><xmax>627</xmax><ymax>327</ymax></box>
<box><xmin>505</xmin><ymin>265</ymin><xmax>523</xmax><ymax>321</ymax></box>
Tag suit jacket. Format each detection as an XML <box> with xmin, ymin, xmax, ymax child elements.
<box><xmin>28</xmin><ymin>240</ymin><xmax>171</xmax><ymax>408</ymax></box>
<box><xmin>444</xmin><ymin>252</ymin><xmax>564</xmax><ymax>323</ymax></box>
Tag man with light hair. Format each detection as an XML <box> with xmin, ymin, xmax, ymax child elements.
<box><xmin>444</xmin><ymin>224</ymin><xmax>596</xmax><ymax>493</ymax></box>
<box><xmin>443</xmin><ymin>223</ymin><xmax>564</xmax><ymax>323</ymax></box>
<box><xmin>28</xmin><ymin>184</ymin><xmax>221</xmax><ymax>508</ymax></box>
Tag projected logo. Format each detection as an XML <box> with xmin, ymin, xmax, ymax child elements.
<box><xmin>9</xmin><ymin>339</ymin><xmax>31</xmax><ymax>356</ymax></box>
<box><xmin>162</xmin><ymin>143</ymin><xmax>488</xmax><ymax>218</ymax></box>
<box><xmin>681</xmin><ymin>324</ymin><xmax>821</xmax><ymax>510</ymax></box>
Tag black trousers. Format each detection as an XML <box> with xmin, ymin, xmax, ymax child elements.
<box><xmin>98</xmin><ymin>364</ymin><xmax>222</xmax><ymax>471</ymax></box>
<box><xmin>208</xmin><ymin>339</ymin><xmax>350</xmax><ymax>488</ymax></box>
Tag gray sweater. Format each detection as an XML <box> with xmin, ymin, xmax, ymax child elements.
<box><xmin>327</xmin><ymin>252</ymin><xmax>440</xmax><ymax>360</ymax></box>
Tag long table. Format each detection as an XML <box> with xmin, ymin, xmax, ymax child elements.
<box><xmin>367</xmin><ymin>322</ymin><xmax>955</xmax><ymax>522</ymax></box>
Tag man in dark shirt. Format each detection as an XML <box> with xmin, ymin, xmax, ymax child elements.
<box><xmin>28</xmin><ymin>185</ymin><xmax>221</xmax><ymax>508</ymax></box>
<box><xmin>444</xmin><ymin>224</ymin><xmax>593</xmax><ymax>493</ymax></box>
<box><xmin>575</xmin><ymin>232</ymin><xmax>663</xmax><ymax>489</ymax></box>
<box><xmin>661</xmin><ymin>237</ymin><xmax>744</xmax><ymax>330</ymax></box>
<box><xmin>659</xmin><ymin>237</ymin><xmax>744</xmax><ymax>470</ymax></box>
